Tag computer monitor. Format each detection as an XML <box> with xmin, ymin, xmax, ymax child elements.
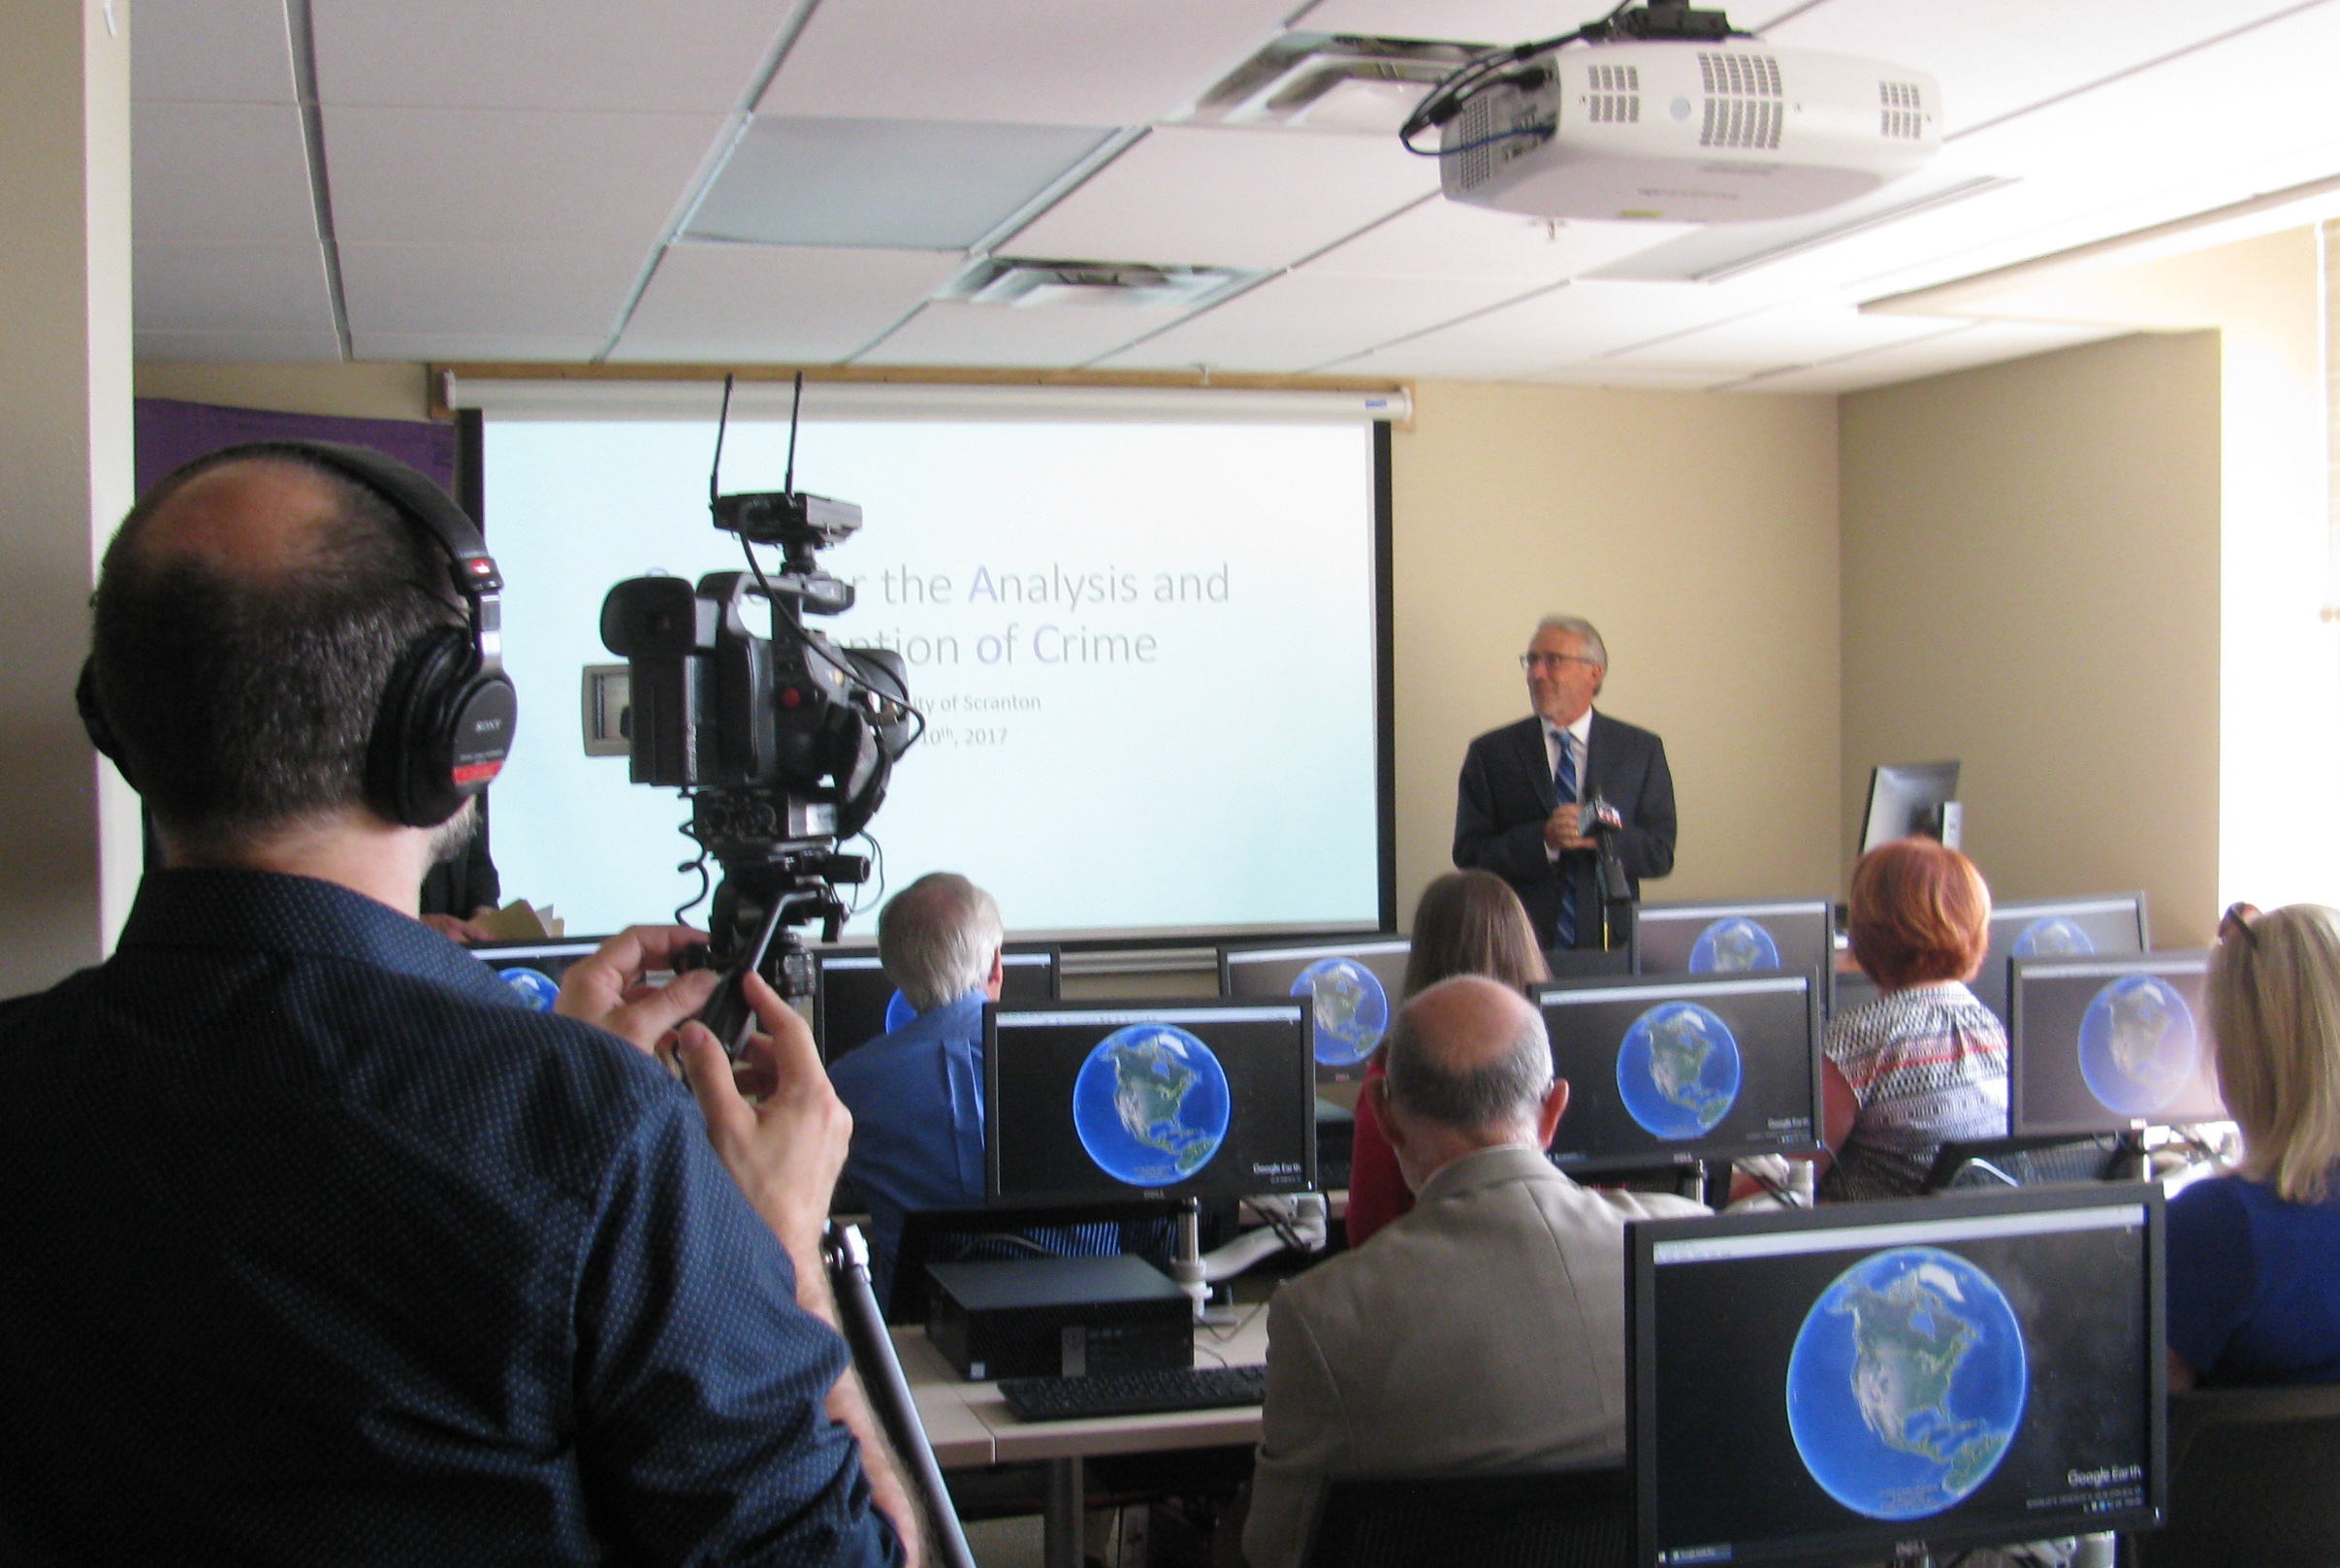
<box><xmin>2010</xmin><ymin>950</ymin><xmax>2227</xmax><ymax>1137</ymax></box>
<box><xmin>1629</xmin><ymin>1184</ymin><xmax>2166</xmax><ymax>1568</ymax></box>
<box><xmin>815</xmin><ymin>944</ymin><xmax>1061</xmax><ymax>1061</ymax></box>
<box><xmin>467</xmin><ymin>938</ymin><xmax>606</xmax><ymax>1011</ymax></box>
<box><xmin>1632</xmin><ymin>899</ymin><xmax>1834</xmax><ymax>1008</ymax></box>
<box><xmin>1860</xmin><ymin>760</ymin><xmax>1960</xmax><ymax>854</ymax></box>
<box><xmin>986</xmin><ymin>998</ymin><xmax>1317</xmax><ymax>1205</ymax></box>
<box><xmin>1970</xmin><ymin>892</ymin><xmax>2151</xmax><ymax>1021</ymax></box>
<box><xmin>1532</xmin><ymin>971</ymin><xmax>1824</xmax><ymax>1172</ymax></box>
<box><xmin>1220</xmin><ymin>937</ymin><xmax>1410</xmax><ymax>1086</ymax></box>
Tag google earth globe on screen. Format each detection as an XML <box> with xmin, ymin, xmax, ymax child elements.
<box><xmin>1689</xmin><ymin>917</ymin><xmax>1781</xmax><ymax>975</ymax></box>
<box><xmin>497</xmin><ymin>967</ymin><xmax>561</xmax><ymax>1011</ymax></box>
<box><xmin>1072</xmin><ymin>1024</ymin><xmax>1233</xmax><ymax>1186</ymax></box>
<box><xmin>883</xmin><ymin>988</ymin><xmax>915</xmax><ymax>1035</ymax></box>
<box><xmin>1616</xmin><ymin>1002</ymin><xmax>1742</xmax><ymax>1139</ymax></box>
<box><xmin>1786</xmin><ymin>1246</ymin><xmax>2027</xmax><ymax>1521</ymax></box>
<box><xmin>2013</xmin><ymin>916</ymin><xmax>2095</xmax><ymax>958</ymax></box>
<box><xmin>1292</xmin><ymin>956</ymin><xmax>1389</xmax><ymax>1068</ymax></box>
<box><xmin>2079</xmin><ymin>975</ymin><xmax>2198</xmax><ymax>1116</ymax></box>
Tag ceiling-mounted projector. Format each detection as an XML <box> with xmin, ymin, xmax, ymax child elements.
<box><xmin>1410</xmin><ymin>0</ymin><xmax>1939</xmax><ymax>224</ymax></box>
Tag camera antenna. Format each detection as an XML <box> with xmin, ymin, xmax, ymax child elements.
<box><xmin>709</xmin><ymin>372</ymin><xmax>735</xmax><ymax>509</ymax></box>
<box><xmin>784</xmin><ymin>369</ymin><xmax>804</xmax><ymax>495</ymax></box>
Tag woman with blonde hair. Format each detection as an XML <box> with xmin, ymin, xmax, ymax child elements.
<box><xmin>2167</xmin><ymin>902</ymin><xmax>2340</xmax><ymax>1388</ymax></box>
<box><xmin>1343</xmin><ymin>870</ymin><xmax>1551</xmax><ymax>1246</ymax></box>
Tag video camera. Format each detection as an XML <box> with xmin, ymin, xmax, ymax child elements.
<box><xmin>592</xmin><ymin>382</ymin><xmax>917</xmax><ymax>1052</ymax></box>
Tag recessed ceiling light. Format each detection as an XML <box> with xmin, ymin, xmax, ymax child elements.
<box><xmin>687</xmin><ymin>117</ymin><xmax>1115</xmax><ymax>250</ymax></box>
<box><xmin>936</xmin><ymin>258</ymin><xmax>1256</xmax><ymax>309</ymax></box>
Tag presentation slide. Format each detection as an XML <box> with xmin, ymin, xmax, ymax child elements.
<box><xmin>481</xmin><ymin>415</ymin><xmax>1382</xmax><ymax>940</ymax></box>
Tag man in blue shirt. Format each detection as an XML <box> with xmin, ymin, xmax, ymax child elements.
<box><xmin>1</xmin><ymin>444</ymin><xmax>919</xmax><ymax>1565</ymax></box>
<box><xmin>829</xmin><ymin>872</ymin><xmax>1004</xmax><ymax>1305</ymax></box>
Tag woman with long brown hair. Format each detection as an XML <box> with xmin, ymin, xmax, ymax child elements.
<box><xmin>1344</xmin><ymin>870</ymin><xmax>1551</xmax><ymax>1245</ymax></box>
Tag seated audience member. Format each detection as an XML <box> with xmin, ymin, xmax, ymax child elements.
<box><xmin>1821</xmin><ymin>837</ymin><xmax>2007</xmax><ymax>1200</ymax></box>
<box><xmin>2168</xmin><ymin>902</ymin><xmax>2340</xmax><ymax>1388</ymax></box>
<box><xmin>828</xmin><ymin>872</ymin><xmax>1004</xmax><ymax>1303</ymax></box>
<box><xmin>1345</xmin><ymin>870</ymin><xmax>1552</xmax><ymax>1246</ymax></box>
<box><xmin>1242</xmin><ymin>976</ymin><xmax>1705</xmax><ymax>1568</ymax></box>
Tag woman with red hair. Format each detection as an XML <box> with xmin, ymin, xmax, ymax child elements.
<box><xmin>1821</xmin><ymin>836</ymin><xmax>2008</xmax><ymax>1200</ymax></box>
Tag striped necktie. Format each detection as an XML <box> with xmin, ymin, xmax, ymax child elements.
<box><xmin>1554</xmin><ymin>730</ymin><xmax>1578</xmax><ymax>948</ymax></box>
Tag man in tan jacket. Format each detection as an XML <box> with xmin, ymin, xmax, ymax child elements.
<box><xmin>1242</xmin><ymin>975</ymin><xmax>1707</xmax><ymax>1568</ymax></box>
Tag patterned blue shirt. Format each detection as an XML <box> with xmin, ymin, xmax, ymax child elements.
<box><xmin>0</xmin><ymin>869</ymin><xmax>901</xmax><ymax>1567</ymax></box>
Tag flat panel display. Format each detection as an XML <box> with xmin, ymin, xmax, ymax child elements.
<box><xmin>815</xmin><ymin>944</ymin><xmax>1059</xmax><ymax>1061</ymax></box>
<box><xmin>1971</xmin><ymin>894</ymin><xmax>2150</xmax><ymax>1021</ymax></box>
<box><xmin>1634</xmin><ymin>898</ymin><xmax>1834</xmax><ymax>1010</ymax></box>
<box><xmin>467</xmin><ymin>938</ymin><xmax>606</xmax><ymax>1012</ymax></box>
<box><xmin>1631</xmin><ymin>1186</ymin><xmax>2165</xmax><ymax>1567</ymax></box>
<box><xmin>1533</xmin><ymin>972</ymin><xmax>1823</xmax><ymax>1171</ymax></box>
<box><xmin>2009</xmin><ymin>951</ymin><xmax>2226</xmax><ymax>1137</ymax></box>
<box><xmin>986</xmin><ymin>1000</ymin><xmax>1316</xmax><ymax>1205</ymax></box>
<box><xmin>1220</xmin><ymin>937</ymin><xmax>1409</xmax><ymax>1086</ymax></box>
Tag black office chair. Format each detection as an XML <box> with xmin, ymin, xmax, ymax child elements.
<box><xmin>1299</xmin><ymin>1466</ymin><xmax>1632</xmax><ymax>1568</ymax></box>
<box><xmin>2129</xmin><ymin>1382</ymin><xmax>2340</xmax><ymax>1567</ymax></box>
<box><xmin>1923</xmin><ymin>1135</ymin><xmax>2137</xmax><ymax>1191</ymax></box>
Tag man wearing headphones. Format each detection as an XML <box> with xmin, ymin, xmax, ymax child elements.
<box><xmin>0</xmin><ymin>446</ymin><xmax>919</xmax><ymax>1564</ymax></box>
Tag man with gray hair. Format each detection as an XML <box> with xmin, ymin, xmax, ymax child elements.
<box><xmin>828</xmin><ymin>871</ymin><xmax>1007</xmax><ymax>1303</ymax></box>
<box><xmin>1455</xmin><ymin>614</ymin><xmax>1677</xmax><ymax>950</ymax></box>
<box><xmin>1241</xmin><ymin>976</ymin><xmax>1705</xmax><ymax>1568</ymax></box>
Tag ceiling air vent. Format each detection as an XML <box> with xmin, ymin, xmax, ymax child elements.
<box><xmin>1187</xmin><ymin>34</ymin><xmax>1487</xmax><ymax>134</ymax></box>
<box><xmin>937</xmin><ymin>259</ymin><xmax>1252</xmax><ymax>309</ymax></box>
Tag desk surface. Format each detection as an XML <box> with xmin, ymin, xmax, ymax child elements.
<box><xmin>894</xmin><ymin>1301</ymin><xmax>1271</xmax><ymax>1467</ymax></box>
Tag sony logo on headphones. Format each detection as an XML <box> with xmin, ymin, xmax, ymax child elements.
<box><xmin>471</xmin><ymin>717</ymin><xmax>505</xmax><ymax>732</ymax></box>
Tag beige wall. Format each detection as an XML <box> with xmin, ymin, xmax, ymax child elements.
<box><xmin>1</xmin><ymin>1</ymin><xmax>137</xmax><ymax>992</ymax></box>
<box><xmin>1840</xmin><ymin>332</ymin><xmax>2224</xmax><ymax>945</ymax></box>
<box><xmin>1391</xmin><ymin>380</ymin><xmax>1843</xmax><ymax>928</ymax></box>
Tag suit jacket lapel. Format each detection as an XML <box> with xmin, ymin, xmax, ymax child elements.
<box><xmin>1584</xmin><ymin>711</ymin><xmax>1619</xmax><ymax>805</ymax></box>
<box><xmin>1513</xmin><ymin>717</ymin><xmax>1557</xmax><ymax>811</ymax></box>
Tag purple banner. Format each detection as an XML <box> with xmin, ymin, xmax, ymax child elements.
<box><xmin>135</xmin><ymin>398</ymin><xmax>458</xmax><ymax>498</ymax></box>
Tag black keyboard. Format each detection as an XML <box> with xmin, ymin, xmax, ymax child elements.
<box><xmin>997</xmin><ymin>1363</ymin><xmax>1267</xmax><ymax>1423</ymax></box>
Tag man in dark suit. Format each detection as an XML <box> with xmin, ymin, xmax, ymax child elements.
<box><xmin>1453</xmin><ymin>616</ymin><xmax>1677</xmax><ymax>950</ymax></box>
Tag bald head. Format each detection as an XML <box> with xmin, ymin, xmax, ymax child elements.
<box><xmin>1383</xmin><ymin>975</ymin><xmax>1555</xmax><ymax>1141</ymax></box>
<box><xmin>879</xmin><ymin>873</ymin><xmax>1004</xmax><ymax>1010</ymax></box>
<box><xmin>89</xmin><ymin>446</ymin><xmax>458</xmax><ymax>853</ymax></box>
<box><xmin>129</xmin><ymin>459</ymin><xmax>352</xmax><ymax>580</ymax></box>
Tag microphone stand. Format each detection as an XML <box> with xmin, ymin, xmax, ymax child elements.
<box><xmin>825</xmin><ymin>1221</ymin><xmax>979</xmax><ymax>1568</ymax></box>
<box><xmin>1585</xmin><ymin>793</ymin><xmax>1637</xmax><ymax>952</ymax></box>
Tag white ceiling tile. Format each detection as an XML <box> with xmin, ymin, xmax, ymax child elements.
<box><xmin>1005</xmin><ymin>126</ymin><xmax>1441</xmax><ymax>271</ymax></box>
<box><xmin>134</xmin><ymin>242</ymin><xmax>335</xmax><ymax>333</ymax></box>
<box><xmin>323</xmin><ymin>107</ymin><xmax>724</xmax><ymax>245</ymax></box>
<box><xmin>1330</xmin><ymin>343</ymin><xmax>1564</xmax><ymax>378</ymax></box>
<box><xmin>311</xmin><ymin>0</ymin><xmax>785</xmax><ymax>112</ymax></box>
<box><xmin>1604</xmin><ymin>302</ymin><xmax>1966</xmax><ymax>373</ymax></box>
<box><xmin>1523</xmin><ymin>366</ymin><xmax>1747</xmax><ymax>391</ymax></box>
<box><xmin>1100</xmin><ymin>271</ymin><xmax>1548</xmax><ymax>371</ymax></box>
<box><xmin>1759</xmin><ymin>0</ymin><xmax>2317</xmax><ymax>138</ymax></box>
<box><xmin>137</xmin><ymin>329</ymin><xmax>346</xmax><ymax>363</ymax></box>
<box><xmin>135</xmin><ymin>103</ymin><xmax>316</xmax><ymax>245</ymax></box>
<box><xmin>763</xmin><ymin>0</ymin><xmax>1297</xmax><ymax>125</ymax></box>
<box><xmin>132</xmin><ymin>0</ymin><xmax>297</xmax><ymax>104</ymax></box>
<box><xmin>1290</xmin><ymin>1</ymin><xmax>1570</xmax><ymax>48</ymax></box>
<box><xmin>349</xmin><ymin>333</ymin><xmax>612</xmax><ymax>360</ymax></box>
<box><xmin>613</xmin><ymin>242</ymin><xmax>966</xmax><ymax>363</ymax></box>
<box><xmin>853</xmin><ymin>302</ymin><xmax>1160</xmax><ymax>368</ymax></box>
<box><xmin>1309</xmin><ymin>198</ymin><xmax>1696</xmax><ymax>282</ymax></box>
<box><xmin>1376</xmin><ymin>276</ymin><xmax>1782</xmax><ymax>363</ymax></box>
<box><xmin>339</xmin><ymin>243</ymin><xmax>648</xmax><ymax>336</ymax></box>
<box><xmin>1742</xmin><ymin>319</ymin><xmax>2123</xmax><ymax>393</ymax></box>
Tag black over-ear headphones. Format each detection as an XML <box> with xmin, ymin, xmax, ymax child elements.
<box><xmin>78</xmin><ymin>438</ymin><xmax>519</xmax><ymax>829</ymax></box>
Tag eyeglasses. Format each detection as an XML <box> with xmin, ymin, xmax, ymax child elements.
<box><xmin>1520</xmin><ymin>653</ymin><xmax>1598</xmax><ymax>672</ymax></box>
<box><xmin>2219</xmin><ymin>902</ymin><xmax>2261</xmax><ymax>947</ymax></box>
